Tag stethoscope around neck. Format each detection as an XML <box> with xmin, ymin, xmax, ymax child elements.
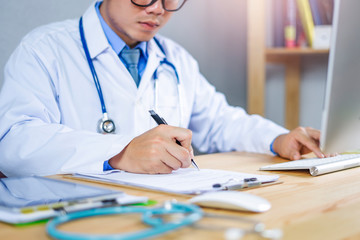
<box><xmin>79</xmin><ymin>17</ymin><xmax>181</xmax><ymax>134</ymax></box>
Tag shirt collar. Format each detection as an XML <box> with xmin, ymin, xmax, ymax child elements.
<box><xmin>95</xmin><ymin>1</ymin><xmax>148</xmax><ymax>58</ymax></box>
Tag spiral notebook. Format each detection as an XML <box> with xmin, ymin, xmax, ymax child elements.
<box><xmin>73</xmin><ymin>168</ymin><xmax>279</xmax><ymax>195</ymax></box>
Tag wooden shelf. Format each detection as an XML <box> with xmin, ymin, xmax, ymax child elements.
<box><xmin>266</xmin><ymin>48</ymin><xmax>329</xmax><ymax>56</ymax></box>
<box><xmin>247</xmin><ymin>0</ymin><xmax>329</xmax><ymax>129</ymax></box>
<box><xmin>266</xmin><ymin>48</ymin><xmax>329</xmax><ymax>64</ymax></box>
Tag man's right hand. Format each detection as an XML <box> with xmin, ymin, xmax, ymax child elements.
<box><xmin>109</xmin><ymin>125</ymin><xmax>193</xmax><ymax>174</ymax></box>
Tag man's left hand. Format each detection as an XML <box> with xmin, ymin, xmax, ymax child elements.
<box><xmin>272</xmin><ymin>127</ymin><xmax>327</xmax><ymax>160</ymax></box>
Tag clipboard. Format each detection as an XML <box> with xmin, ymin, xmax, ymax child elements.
<box><xmin>0</xmin><ymin>176</ymin><xmax>147</xmax><ymax>224</ymax></box>
<box><xmin>73</xmin><ymin>168</ymin><xmax>280</xmax><ymax>195</ymax></box>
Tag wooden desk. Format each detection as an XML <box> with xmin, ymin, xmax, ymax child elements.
<box><xmin>1</xmin><ymin>152</ymin><xmax>360</xmax><ymax>240</ymax></box>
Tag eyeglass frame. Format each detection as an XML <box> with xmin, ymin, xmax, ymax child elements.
<box><xmin>130</xmin><ymin>0</ymin><xmax>187</xmax><ymax>12</ymax></box>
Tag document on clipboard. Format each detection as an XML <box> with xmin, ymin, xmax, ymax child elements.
<box><xmin>73</xmin><ymin>168</ymin><xmax>279</xmax><ymax>195</ymax></box>
<box><xmin>0</xmin><ymin>176</ymin><xmax>147</xmax><ymax>224</ymax></box>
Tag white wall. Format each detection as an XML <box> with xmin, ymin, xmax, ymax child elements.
<box><xmin>0</xmin><ymin>0</ymin><xmax>90</xmax><ymax>86</ymax></box>
<box><xmin>0</xmin><ymin>0</ymin><xmax>327</xmax><ymax>130</ymax></box>
<box><xmin>160</xmin><ymin>0</ymin><xmax>248</xmax><ymax>108</ymax></box>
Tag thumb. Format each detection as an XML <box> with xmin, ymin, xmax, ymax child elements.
<box><xmin>190</xmin><ymin>146</ymin><xmax>194</xmax><ymax>159</ymax></box>
<box><xmin>290</xmin><ymin>151</ymin><xmax>301</xmax><ymax>160</ymax></box>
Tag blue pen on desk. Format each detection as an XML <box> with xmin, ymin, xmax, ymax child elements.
<box><xmin>149</xmin><ymin>110</ymin><xmax>200</xmax><ymax>171</ymax></box>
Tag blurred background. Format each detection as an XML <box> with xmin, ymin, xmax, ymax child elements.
<box><xmin>0</xmin><ymin>0</ymin><xmax>329</xmax><ymax>129</ymax></box>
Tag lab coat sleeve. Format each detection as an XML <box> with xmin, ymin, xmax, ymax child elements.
<box><xmin>189</xmin><ymin>69</ymin><xmax>289</xmax><ymax>155</ymax></box>
<box><xmin>0</xmin><ymin>42</ymin><xmax>130</xmax><ymax>177</ymax></box>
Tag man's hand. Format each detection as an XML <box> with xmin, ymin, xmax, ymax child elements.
<box><xmin>109</xmin><ymin>125</ymin><xmax>193</xmax><ymax>174</ymax></box>
<box><xmin>272</xmin><ymin>127</ymin><xmax>328</xmax><ymax>160</ymax></box>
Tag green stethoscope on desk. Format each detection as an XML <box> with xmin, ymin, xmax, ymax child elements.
<box><xmin>46</xmin><ymin>201</ymin><xmax>202</xmax><ymax>240</ymax></box>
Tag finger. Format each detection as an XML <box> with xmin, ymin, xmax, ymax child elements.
<box><xmin>148</xmin><ymin>160</ymin><xmax>174</xmax><ymax>174</ymax></box>
<box><xmin>302</xmin><ymin>140</ymin><xmax>324</xmax><ymax>158</ymax></box>
<box><xmin>189</xmin><ymin>145</ymin><xmax>195</xmax><ymax>159</ymax></box>
<box><xmin>289</xmin><ymin>151</ymin><xmax>301</xmax><ymax>160</ymax></box>
<box><xmin>302</xmin><ymin>128</ymin><xmax>324</xmax><ymax>157</ymax></box>
<box><xmin>146</xmin><ymin>136</ymin><xmax>185</xmax><ymax>170</ymax></box>
<box><xmin>165</xmin><ymin>140</ymin><xmax>191</xmax><ymax>168</ymax></box>
<box><xmin>304</xmin><ymin>127</ymin><xmax>321</xmax><ymax>141</ymax></box>
<box><xmin>295</xmin><ymin>131</ymin><xmax>325</xmax><ymax>158</ymax></box>
<box><xmin>160</xmin><ymin>151</ymin><xmax>183</xmax><ymax>170</ymax></box>
<box><xmin>325</xmin><ymin>152</ymin><xmax>338</xmax><ymax>158</ymax></box>
<box><xmin>152</xmin><ymin>125</ymin><xmax>192</xmax><ymax>167</ymax></box>
<box><xmin>169</xmin><ymin>127</ymin><xmax>193</xmax><ymax>152</ymax></box>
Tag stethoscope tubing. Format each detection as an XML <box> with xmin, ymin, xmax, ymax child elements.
<box><xmin>79</xmin><ymin>16</ymin><xmax>182</xmax><ymax>133</ymax></box>
<box><xmin>46</xmin><ymin>203</ymin><xmax>203</xmax><ymax>240</ymax></box>
<box><xmin>79</xmin><ymin>17</ymin><xmax>107</xmax><ymax>115</ymax></box>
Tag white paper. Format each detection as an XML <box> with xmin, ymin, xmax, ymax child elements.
<box><xmin>75</xmin><ymin>168</ymin><xmax>279</xmax><ymax>195</ymax></box>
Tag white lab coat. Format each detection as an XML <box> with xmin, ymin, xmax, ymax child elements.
<box><xmin>0</xmin><ymin>2</ymin><xmax>288</xmax><ymax>177</ymax></box>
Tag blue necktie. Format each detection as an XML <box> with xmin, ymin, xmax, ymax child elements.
<box><xmin>120</xmin><ymin>48</ymin><xmax>140</xmax><ymax>87</ymax></box>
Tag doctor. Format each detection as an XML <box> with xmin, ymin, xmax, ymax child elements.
<box><xmin>0</xmin><ymin>0</ymin><xmax>326</xmax><ymax>177</ymax></box>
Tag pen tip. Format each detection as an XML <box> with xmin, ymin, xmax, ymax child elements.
<box><xmin>191</xmin><ymin>159</ymin><xmax>200</xmax><ymax>171</ymax></box>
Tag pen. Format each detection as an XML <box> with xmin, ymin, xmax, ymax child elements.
<box><xmin>212</xmin><ymin>178</ymin><xmax>258</xmax><ymax>190</ymax></box>
<box><xmin>212</xmin><ymin>178</ymin><xmax>281</xmax><ymax>190</ymax></box>
<box><xmin>149</xmin><ymin>110</ymin><xmax>200</xmax><ymax>171</ymax></box>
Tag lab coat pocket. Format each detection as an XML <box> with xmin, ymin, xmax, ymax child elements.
<box><xmin>154</xmin><ymin>66</ymin><xmax>181</xmax><ymax>127</ymax></box>
<box><xmin>156</xmin><ymin>95</ymin><xmax>181</xmax><ymax>127</ymax></box>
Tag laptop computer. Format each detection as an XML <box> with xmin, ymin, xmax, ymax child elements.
<box><xmin>260</xmin><ymin>0</ymin><xmax>360</xmax><ymax>176</ymax></box>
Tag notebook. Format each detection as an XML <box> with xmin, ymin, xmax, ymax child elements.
<box><xmin>73</xmin><ymin>168</ymin><xmax>279</xmax><ymax>195</ymax></box>
<box><xmin>260</xmin><ymin>154</ymin><xmax>360</xmax><ymax>176</ymax></box>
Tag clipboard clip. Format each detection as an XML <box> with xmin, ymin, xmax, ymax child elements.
<box><xmin>212</xmin><ymin>178</ymin><xmax>263</xmax><ymax>190</ymax></box>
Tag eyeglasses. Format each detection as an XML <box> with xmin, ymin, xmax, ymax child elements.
<box><xmin>131</xmin><ymin>0</ymin><xmax>187</xmax><ymax>12</ymax></box>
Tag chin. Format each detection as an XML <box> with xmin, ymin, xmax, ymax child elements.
<box><xmin>136</xmin><ymin>32</ymin><xmax>158</xmax><ymax>42</ymax></box>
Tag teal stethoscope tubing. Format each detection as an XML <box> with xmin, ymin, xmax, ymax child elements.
<box><xmin>79</xmin><ymin>17</ymin><xmax>181</xmax><ymax>134</ymax></box>
<box><xmin>46</xmin><ymin>203</ymin><xmax>203</xmax><ymax>240</ymax></box>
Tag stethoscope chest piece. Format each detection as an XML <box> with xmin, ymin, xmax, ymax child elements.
<box><xmin>98</xmin><ymin>114</ymin><xmax>116</xmax><ymax>134</ymax></box>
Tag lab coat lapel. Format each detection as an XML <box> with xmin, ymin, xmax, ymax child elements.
<box><xmin>82</xmin><ymin>2</ymin><xmax>109</xmax><ymax>59</ymax></box>
<box><xmin>133</xmin><ymin>39</ymin><xmax>166</xmax><ymax>135</ymax></box>
<box><xmin>82</xmin><ymin>2</ymin><xmax>137</xmax><ymax>95</ymax></box>
<box><xmin>138</xmin><ymin>38</ymin><xmax>165</xmax><ymax>95</ymax></box>
<box><xmin>138</xmin><ymin>38</ymin><xmax>183</xmax><ymax>128</ymax></box>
